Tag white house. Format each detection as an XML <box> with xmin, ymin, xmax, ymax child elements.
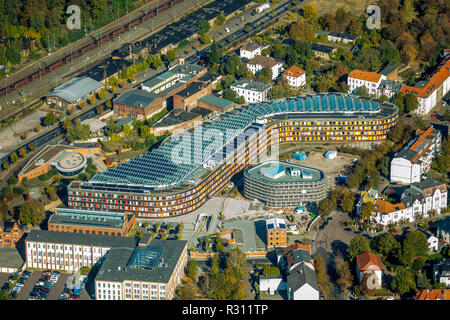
<box><xmin>400</xmin><ymin>56</ymin><xmax>450</xmax><ymax>115</ymax></box>
<box><xmin>355</xmin><ymin>251</ymin><xmax>383</xmax><ymax>289</ymax></box>
<box><xmin>240</xmin><ymin>42</ymin><xmax>263</xmax><ymax>60</ymax></box>
<box><xmin>282</xmin><ymin>65</ymin><xmax>306</xmax><ymax>89</ymax></box>
<box><xmin>230</xmin><ymin>79</ymin><xmax>272</xmax><ymax>104</ymax></box>
<box><xmin>286</xmin><ymin>262</ymin><xmax>320</xmax><ymax>300</ymax></box>
<box><xmin>255</xmin><ymin>3</ymin><xmax>270</xmax><ymax>14</ymax></box>
<box><xmin>390</xmin><ymin>126</ymin><xmax>441</xmax><ymax>184</ymax></box>
<box><xmin>347</xmin><ymin>70</ymin><xmax>386</xmax><ymax>96</ymax></box>
<box><xmin>327</xmin><ymin>32</ymin><xmax>359</xmax><ymax>44</ymax></box>
<box><xmin>247</xmin><ymin>55</ymin><xmax>283</xmax><ymax>80</ymax></box>
<box><xmin>433</xmin><ymin>259</ymin><xmax>450</xmax><ymax>287</ymax></box>
<box><xmin>259</xmin><ymin>275</ymin><xmax>287</xmax><ymax>295</ymax></box>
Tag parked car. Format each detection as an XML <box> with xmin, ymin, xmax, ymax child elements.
<box><xmin>29</xmin><ymin>290</ymin><xmax>39</xmax><ymax>297</ymax></box>
<box><xmin>58</xmin><ymin>294</ymin><xmax>67</xmax><ymax>300</ymax></box>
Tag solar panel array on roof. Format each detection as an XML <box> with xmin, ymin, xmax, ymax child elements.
<box><xmin>90</xmin><ymin>94</ymin><xmax>389</xmax><ymax>187</ymax></box>
<box><xmin>127</xmin><ymin>245</ymin><xmax>164</xmax><ymax>270</ymax></box>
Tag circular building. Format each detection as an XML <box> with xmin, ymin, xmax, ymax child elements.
<box><xmin>53</xmin><ymin>151</ymin><xmax>87</xmax><ymax>177</ymax></box>
<box><xmin>243</xmin><ymin>160</ymin><xmax>326</xmax><ymax>208</ymax></box>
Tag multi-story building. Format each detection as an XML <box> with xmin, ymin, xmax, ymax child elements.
<box><xmin>48</xmin><ymin>207</ymin><xmax>136</xmax><ymax>237</ymax></box>
<box><xmin>400</xmin><ymin>56</ymin><xmax>450</xmax><ymax>115</ymax></box>
<box><xmin>95</xmin><ymin>239</ymin><xmax>188</xmax><ymax>300</ymax></box>
<box><xmin>390</xmin><ymin>126</ymin><xmax>442</xmax><ymax>184</ymax></box>
<box><xmin>347</xmin><ymin>70</ymin><xmax>386</xmax><ymax>96</ymax></box>
<box><xmin>247</xmin><ymin>55</ymin><xmax>283</xmax><ymax>80</ymax></box>
<box><xmin>67</xmin><ymin>93</ymin><xmax>399</xmax><ymax>219</ymax></box>
<box><xmin>0</xmin><ymin>220</ymin><xmax>25</xmax><ymax>247</ymax></box>
<box><xmin>25</xmin><ymin>230</ymin><xmax>136</xmax><ymax>272</ymax></box>
<box><xmin>282</xmin><ymin>65</ymin><xmax>306</xmax><ymax>89</ymax></box>
<box><xmin>433</xmin><ymin>259</ymin><xmax>450</xmax><ymax>287</ymax></box>
<box><xmin>372</xmin><ymin>178</ymin><xmax>448</xmax><ymax>226</ymax></box>
<box><xmin>265</xmin><ymin>217</ymin><xmax>287</xmax><ymax>247</ymax></box>
<box><xmin>240</xmin><ymin>42</ymin><xmax>263</xmax><ymax>60</ymax></box>
<box><xmin>243</xmin><ymin>161</ymin><xmax>327</xmax><ymax>208</ymax></box>
<box><xmin>113</xmin><ymin>89</ymin><xmax>166</xmax><ymax>120</ymax></box>
<box><xmin>356</xmin><ymin>251</ymin><xmax>383</xmax><ymax>288</ymax></box>
<box><xmin>230</xmin><ymin>79</ymin><xmax>271</xmax><ymax>103</ymax></box>
<box><xmin>436</xmin><ymin>217</ymin><xmax>450</xmax><ymax>244</ymax></box>
<box><xmin>375</xmin><ymin>80</ymin><xmax>403</xmax><ymax>99</ymax></box>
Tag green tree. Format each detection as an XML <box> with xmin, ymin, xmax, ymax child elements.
<box><xmin>347</xmin><ymin>235</ymin><xmax>371</xmax><ymax>261</ymax></box>
<box><xmin>404</xmin><ymin>93</ymin><xmax>419</xmax><ymax>113</ymax></box>
<box><xmin>164</xmin><ymin>49</ymin><xmax>177</xmax><ymax>62</ymax></box>
<box><xmin>340</xmin><ymin>189</ymin><xmax>355</xmax><ymax>214</ymax></box>
<box><xmin>216</xmin><ymin>237</ymin><xmax>224</xmax><ymax>253</ymax></box>
<box><xmin>18</xmin><ymin>148</ymin><xmax>26</xmax><ymax>158</ymax></box>
<box><xmin>335</xmin><ymin>253</ymin><xmax>353</xmax><ymax>291</ymax></box>
<box><xmin>360</xmin><ymin>202</ymin><xmax>375</xmax><ymax>221</ymax></box>
<box><xmin>43</xmin><ymin>112</ymin><xmax>58</xmax><ymax>126</ymax></box>
<box><xmin>403</xmin><ymin>230</ymin><xmax>428</xmax><ymax>258</ymax></box>
<box><xmin>176</xmin><ymin>283</ymin><xmax>198</xmax><ymax>300</ymax></box>
<box><xmin>375</xmin><ymin>233</ymin><xmax>400</xmax><ymax>258</ymax></box>
<box><xmin>208</xmin><ymin>42</ymin><xmax>221</xmax><ymax>67</ymax></box>
<box><xmin>18</xmin><ymin>200</ymin><xmax>44</xmax><ymax>226</ymax></box>
<box><xmin>391</xmin><ymin>266</ymin><xmax>415</xmax><ymax>294</ymax></box>
<box><xmin>9</xmin><ymin>152</ymin><xmax>18</xmax><ymax>163</ymax></box>
<box><xmin>187</xmin><ymin>260</ymin><xmax>198</xmax><ymax>280</ymax></box>
<box><xmin>256</xmin><ymin>67</ymin><xmax>272</xmax><ymax>84</ymax></box>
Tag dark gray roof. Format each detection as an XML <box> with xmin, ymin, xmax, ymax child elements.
<box><xmin>115</xmin><ymin>89</ymin><xmax>163</xmax><ymax>109</ymax></box>
<box><xmin>436</xmin><ymin>217</ymin><xmax>450</xmax><ymax>233</ymax></box>
<box><xmin>287</xmin><ymin>262</ymin><xmax>319</xmax><ymax>292</ymax></box>
<box><xmin>380</xmin><ymin>65</ymin><xmax>399</xmax><ymax>76</ymax></box>
<box><xmin>95</xmin><ymin>239</ymin><xmax>187</xmax><ymax>283</ymax></box>
<box><xmin>401</xmin><ymin>185</ymin><xmax>425</xmax><ymax>207</ymax></box>
<box><xmin>311</xmin><ymin>44</ymin><xmax>335</xmax><ymax>54</ymax></box>
<box><xmin>0</xmin><ymin>247</ymin><xmax>24</xmax><ymax>268</ymax></box>
<box><xmin>25</xmin><ymin>229</ymin><xmax>136</xmax><ymax>248</ymax></box>
<box><xmin>231</xmin><ymin>78</ymin><xmax>272</xmax><ymax>93</ymax></box>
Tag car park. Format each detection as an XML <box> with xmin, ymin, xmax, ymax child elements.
<box><xmin>29</xmin><ymin>290</ymin><xmax>39</xmax><ymax>297</ymax></box>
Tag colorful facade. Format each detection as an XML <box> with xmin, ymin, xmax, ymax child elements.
<box><xmin>67</xmin><ymin>93</ymin><xmax>399</xmax><ymax>218</ymax></box>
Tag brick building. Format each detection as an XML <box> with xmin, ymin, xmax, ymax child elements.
<box><xmin>0</xmin><ymin>220</ymin><xmax>26</xmax><ymax>247</ymax></box>
<box><xmin>114</xmin><ymin>89</ymin><xmax>166</xmax><ymax>119</ymax></box>
<box><xmin>172</xmin><ymin>81</ymin><xmax>213</xmax><ymax>111</ymax></box>
<box><xmin>266</xmin><ymin>217</ymin><xmax>287</xmax><ymax>247</ymax></box>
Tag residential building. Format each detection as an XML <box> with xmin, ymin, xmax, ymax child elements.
<box><xmin>436</xmin><ymin>217</ymin><xmax>450</xmax><ymax>244</ymax></box>
<box><xmin>265</xmin><ymin>217</ymin><xmax>287</xmax><ymax>248</ymax></box>
<box><xmin>247</xmin><ymin>55</ymin><xmax>283</xmax><ymax>80</ymax></box>
<box><xmin>380</xmin><ymin>65</ymin><xmax>400</xmax><ymax>81</ymax></box>
<box><xmin>376</xmin><ymin>80</ymin><xmax>403</xmax><ymax>99</ymax></box>
<box><xmin>48</xmin><ymin>207</ymin><xmax>136</xmax><ymax>237</ymax></box>
<box><xmin>259</xmin><ymin>275</ymin><xmax>287</xmax><ymax>295</ymax></box>
<box><xmin>355</xmin><ymin>251</ymin><xmax>383</xmax><ymax>288</ymax></box>
<box><xmin>347</xmin><ymin>70</ymin><xmax>386</xmax><ymax>96</ymax></box>
<box><xmin>230</xmin><ymin>79</ymin><xmax>272</xmax><ymax>103</ymax></box>
<box><xmin>240</xmin><ymin>42</ymin><xmax>263</xmax><ymax>60</ymax></box>
<box><xmin>0</xmin><ymin>220</ymin><xmax>26</xmax><ymax>247</ymax></box>
<box><xmin>311</xmin><ymin>44</ymin><xmax>338</xmax><ymax>60</ymax></box>
<box><xmin>400</xmin><ymin>55</ymin><xmax>450</xmax><ymax>115</ymax></box>
<box><xmin>372</xmin><ymin>199</ymin><xmax>410</xmax><ymax>226</ymax></box>
<box><xmin>415</xmin><ymin>289</ymin><xmax>445</xmax><ymax>300</ymax></box>
<box><xmin>356</xmin><ymin>188</ymin><xmax>380</xmax><ymax>215</ymax></box>
<box><xmin>418</xmin><ymin>228</ymin><xmax>439</xmax><ymax>252</ymax></box>
<box><xmin>433</xmin><ymin>259</ymin><xmax>450</xmax><ymax>287</ymax></box>
<box><xmin>46</xmin><ymin>76</ymin><xmax>103</xmax><ymax>108</ymax></box>
<box><xmin>25</xmin><ymin>230</ymin><xmax>136</xmax><ymax>272</ymax></box>
<box><xmin>114</xmin><ymin>89</ymin><xmax>166</xmax><ymax>120</ymax></box>
<box><xmin>282</xmin><ymin>65</ymin><xmax>306</xmax><ymax>89</ymax></box>
<box><xmin>390</xmin><ymin>126</ymin><xmax>442</xmax><ymax>184</ymax></box>
<box><xmin>95</xmin><ymin>239</ymin><xmax>188</xmax><ymax>300</ymax></box>
<box><xmin>327</xmin><ymin>32</ymin><xmax>359</xmax><ymax>44</ymax></box>
<box><xmin>286</xmin><ymin>262</ymin><xmax>320</xmax><ymax>300</ymax></box>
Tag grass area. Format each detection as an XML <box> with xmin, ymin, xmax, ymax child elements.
<box><xmin>309</xmin><ymin>0</ymin><xmax>374</xmax><ymax>16</ymax></box>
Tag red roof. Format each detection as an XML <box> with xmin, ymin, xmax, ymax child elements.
<box><xmin>348</xmin><ymin>70</ymin><xmax>382</xmax><ymax>83</ymax></box>
<box><xmin>415</xmin><ymin>289</ymin><xmax>444</xmax><ymax>300</ymax></box>
<box><xmin>282</xmin><ymin>242</ymin><xmax>311</xmax><ymax>256</ymax></box>
<box><xmin>283</xmin><ymin>65</ymin><xmax>306</xmax><ymax>78</ymax></box>
<box><xmin>400</xmin><ymin>57</ymin><xmax>450</xmax><ymax>98</ymax></box>
<box><xmin>356</xmin><ymin>251</ymin><xmax>382</xmax><ymax>271</ymax></box>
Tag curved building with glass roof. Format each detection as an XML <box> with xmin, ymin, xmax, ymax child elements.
<box><xmin>68</xmin><ymin>92</ymin><xmax>398</xmax><ymax>218</ymax></box>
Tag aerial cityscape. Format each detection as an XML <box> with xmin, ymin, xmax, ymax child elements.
<box><xmin>0</xmin><ymin>0</ymin><xmax>449</xmax><ymax>304</ymax></box>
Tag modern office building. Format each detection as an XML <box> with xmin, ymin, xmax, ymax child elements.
<box><xmin>67</xmin><ymin>93</ymin><xmax>399</xmax><ymax>218</ymax></box>
<box><xmin>243</xmin><ymin>160</ymin><xmax>327</xmax><ymax>208</ymax></box>
<box><xmin>95</xmin><ymin>239</ymin><xmax>188</xmax><ymax>300</ymax></box>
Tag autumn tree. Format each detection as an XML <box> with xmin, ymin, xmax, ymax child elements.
<box><xmin>302</xmin><ymin>4</ymin><xmax>317</xmax><ymax>23</ymax></box>
<box><xmin>289</xmin><ymin>20</ymin><xmax>314</xmax><ymax>42</ymax></box>
<box><xmin>187</xmin><ymin>260</ymin><xmax>198</xmax><ymax>280</ymax></box>
<box><xmin>19</xmin><ymin>199</ymin><xmax>44</xmax><ymax>225</ymax></box>
<box><xmin>335</xmin><ymin>252</ymin><xmax>353</xmax><ymax>291</ymax></box>
<box><xmin>314</xmin><ymin>254</ymin><xmax>332</xmax><ymax>299</ymax></box>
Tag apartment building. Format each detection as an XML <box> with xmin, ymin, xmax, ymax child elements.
<box><xmin>390</xmin><ymin>126</ymin><xmax>442</xmax><ymax>184</ymax></box>
<box><xmin>266</xmin><ymin>217</ymin><xmax>288</xmax><ymax>248</ymax></box>
<box><xmin>25</xmin><ymin>230</ymin><xmax>135</xmax><ymax>272</ymax></box>
<box><xmin>282</xmin><ymin>65</ymin><xmax>306</xmax><ymax>89</ymax></box>
<box><xmin>230</xmin><ymin>78</ymin><xmax>272</xmax><ymax>103</ymax></box>
<box><xmin>240</xmin><ymin>42</ymin><xmax>263</xmax><ymax>60</ymax></box>
<box><xmin>247</xmin><ymin>55</ymin><xmax>283</xmax><ymax>80</ymax></box>
<box><xmin>347</xmin><ymin>70</ymin><xmax>386</xmax><ymax>96</ymax></box>
<box><xmin>95</xmin><ymin>239</ymin><xmax>188</xmax><ymax>300</ymax></box>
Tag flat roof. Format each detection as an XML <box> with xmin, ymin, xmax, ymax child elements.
<box><xmin>95</xmin><ymin>239</ymin><xmax>187</xmax><ymax>283</ymax></box>
<box><xmin>0</xmin><ymin>247</ymin><xmax>24</xmax><ymax>268</ymax></box>
<box><xmin>55</xmin><ymin>152</ymin><xmax>85</xmax><ymax>170</ymax></box>
<box><xmin>198</xmin><ymin>94</ymin><xmax>234</xmax><ymax>109</ymax></box>
<box><xmin>247</xmin><ymin>160</ymin><xmax>324</xmax><ymax>183</ymax></box>
<box><xmin>115</xmin><ymin>90</ymin><xmax>163</xmax><ymax>109</ymax></box>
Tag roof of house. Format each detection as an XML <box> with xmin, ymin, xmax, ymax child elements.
<box><xmin>175</xmin><ymin>81</ymin><xmax>206</xmax><ymax>98</ymax></box>
<box><xmin>380</xmin><ymin>65</ymin><xmax>399</xmax><ymax>76</ymax></box>
<box><xmin>286</xmin><ymin>262</ymin><xmax>319</xmax><ymax>293</ymax></box>
<box><xmin>415</xmin><ymin>289</ymin><xmax>445</xmax><ymax>300</ymax></box>
<box><xmin>393</xmin><ymin>126</ymin><xmax>441</xmax><ymax>164</ymax></box>
<box><xmin>266</xmin><ymin>217</ymin><xmax>286</xmax><ymax>231</ymax></box>
<box><xmin>114</xmin><ymin>89</ymin><xmax>163</xmax><ymax>109</ymax></box>
<box><xmin>311</xmin><ymin>43</ymin><xmax>336</xmax><ymax>54</ymax></box>
<box><xmin>230</xmin><ymin>78</ymin><xmax>272</xmax><ymax>93</ymax></box>
<box><xmin>25</xmin><ymin>229</ymin><xmax>136</xmax><ymax>248</ymax></box>
<box><xmin>46</xmin><ymin>77</ymin><xmax>103</xmax><ymax>104</ymax></box>
<box><xmin>373</xmin><ymin>199</ymin><xmax>405</xmax><ymax>214</ymax></box>
<box><xmin>241</xmin><ymin>41</ymin><xmax>262</xmax><ymax>52</ymax></box>
<box><xmin>348</xmin><ymin>70</ymin><xmax>383</xmax><ymax>83</ymax></box>
<box><xmin>142</xmin><ymin>71</ymin><xmax>177</xmax><ymax>89</ymax></box>
<box><xmin>282</xmin><ymin>242</ymin><xmax>311</xmax><ymax>256</ymax></box>
<box><xmin>414</xmin><ymin>178</ymin><xmax>447</xmax><ymax>197</ymax></box>
<box><xmin>436</xmin><ymin>217</ymin><xmax>450</xmax><ymax>233</ymax></box>
<box><xmin>198</xmin><ymin>94</ymin><xmax>234</xmax><ymax>109</ymax></box>
<box><xmin>95</xmin><ymin>239</ymin><xmax>187</xmax><ymax>283</ymax></box>
<box><xmin>400</xmin><ymin>57</ymin><xmax>450</xmax><ymax>98</ymax></box>
<box><xmin>247</xmin><ymin>55</ymin><xmax>281</xmax><ymax>68</ymax></box>
<box><xmin>169</xmin><ymin>63</ymin><xmax>206</xmax><ymax>76</ymax></box>
<box><xmin>80</xmin><ymin>58</ymin><xmax>133</xmax><ymax>82</ymax></box>
<box><xmin>356</xmin><ymin>251</ymin><xmax>382</xmax><ymax>271</ymax></box>
<box><xmin>328</xmin><ymin>32</ymin><xmax>358</xmax><ymax>40</ymax></box>
<box><xmin>116</xmin><ymin>117</ymin><xmax>135</xmax><ymax>128</ymax></box>
<box><xmin>0</xmin><ymin>219</ymin><xmax>26</xmax><ymax>233</ymax></box>
<box><xmin>0</xmin><ymin>247</ymin><xmax>25</xmax><ymax>268</ymax></box>
<box><xmin>283</xmin><ymin>65</ymin><xmax>306</xmax><ymax>78</ymax></box>
<box><xmin>81</xmin><ymin>118</ymin><xmax>107</xmax><ymax>132</ymax></box>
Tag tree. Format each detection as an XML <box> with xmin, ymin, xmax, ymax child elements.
<box><xmin>211</xmin><ymin>255</ymin><xmax>220</xmax><ymax>275</ymax></box>
<box><xmin>347</xmin><ymin>235</ymin><xmax>370</xmax><ymax>261</ymax></box>
<box><xmin>314</xmin><ymin>254</ymin><xmax>332</xmax><ymax>298</ymax></box>
<box><xmin>96</xmin><ymin>105</ymin><xmax>104</xmax><ymax>114</ymax></box>
<box><xmin>66</xmin><ymin>123</ymin><xmax>91</xmax><ymax>142</ymax></box>
<box><xmin>216</xmin><ymin>237</ymin><xmax>224</xmax><ymax>253</ymax></box>
<box><xmin>256</xmin><ymin>67</ymin><xmax>272</xmax><ymax>84</ymax></box>
<box><xmin>164</xmin><ymin>49</ymin><xmax>177</xmax><ymax>62</ymax></box>
<box><xmin>198</xmin><ymin>20</ymin><xmax>210</xmax><ymax>36</ymax></box>
<box><xmin>318</xmin><ymin>198</ymin><xmax>335</xmax><ymax>216</ymax></box>
<box><xmin>335</xmin><ymin>253</ymin><xmax>353</xmax><ymax>291</ymax></box>
<box><xmin>357</xmin><ymin>85</ymin><xmax>370</xmax><ymax>98</ymax></box>
<box><xmin>122</xmin><ymin>124</ymin><xmax>131</xmax><ymax>136</ymax></box>
<box><xmin>35</xmin><ymin>124</ymin><xmax>42</xmax><ymax>132</ymax></box>
<box><xmin>215</xmin><ymin>13</ymin><xmax>226</xmax><ymax>26</ymax></box>
<box><xmin>289</xmin><ymin>20</ymin><xmax>314</xmax><ymax>41</ymax></box>
<box><xmin>225</xmin><ymin>247</ymin><xmax>247</xmax><ymax>280</ymax></box>
<box><xmin>187</xmin><ymin>260</ymin><xmax>198</xmax><ymax>280</ymax></box>
<box><xmin>89</xmin><ymin>95</ymin><xmax>96</xmax><ymax>104</ymax></box>
<box><xmin>43</xmin><ymin>112</ymin><xmax>58</xmax><ymax>126</ymax></box>
<box><xmin>18</xmin><ymin>148</ymin><xmax>26</xmax><ymax>158</ymax></box>
<box><xmin>391</xmin><ymin>266</ymin><xmax>415</xmax><ymax>294</ymax></box>
<box><xmin>9</xmin><ymin>152</ymin><xmax>18</xmax><ymax>163</ymax></box>
<box><xmin>176</xmin><ymin>283</ymin><xmax>198</xmax><ymax>300</ymax></box>
<box><xmin>375</xmin><ymin>233</ymin><xmax>400</xmax><ymax>258</ymax></box>
<box><xmin>208</xmin><ymin>42</ymin><xmax>220</xmax><ymax>67</ymax></box>
<box><xmin>2</xmin><ymin>162</ymin><xmax>9</xmax><ymax>170</ymax></box>
<box><xmin>302</xmin><ymin>4</ymin><xmax>317</xmax><ymax>23</ymax></box>
<box><xmin>360</xmin><ymin>202</ymin><xmax>375</xmax><ymax>221</ymax></box>
<box><xmin>403</xmin><ymin>230</ymin><xmax>428</xmax><ymax>258</ymax></box>
<box><xmin>340</xmin><ymin>189</ymin><xmax>355</xmax><ymax>214</ymax></box>
<box><xmin>404</xmin><ymin>93</ymin><xmax>419</xmax><ymax>113</ymax></box>
<box><xmin>28</xmin><ymin>143</ymin><xmax>35</xmax><ymax>151</ymax></box>
<box><xmin>18</xmin><ymin>200</ymin><xmax>44</xmax><ymax>226</ymax></box>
